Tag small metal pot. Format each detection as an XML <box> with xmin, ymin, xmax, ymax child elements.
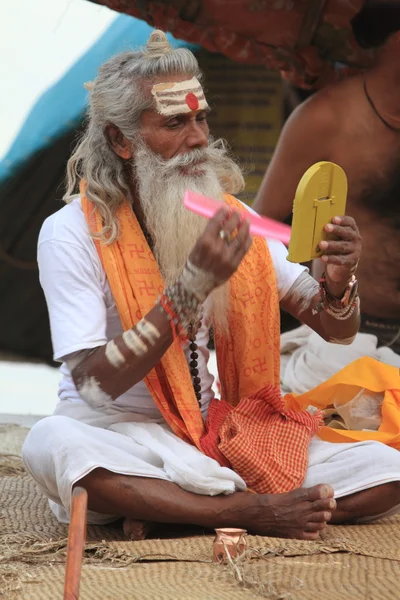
<box><xmin>213</xmin><ymin>528</ymin><xmax>248</xmax><ymax>564</ymax></box>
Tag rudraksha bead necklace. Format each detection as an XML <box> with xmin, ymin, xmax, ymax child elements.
<box><xmin>188</xmin><ymin>322</ymin><xmax>202</xmax><ymax>406</ymax></box>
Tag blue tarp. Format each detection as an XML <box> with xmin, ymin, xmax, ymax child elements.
<box><xmin>0</xmin><ymin>14</ymin><xmax>195</xmax><ymax>181</ymax></box>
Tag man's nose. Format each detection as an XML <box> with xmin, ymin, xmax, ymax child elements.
<box><xmin>185</xmin><ymin>121</ymin><xmax>208</xmax><ymax>150</ymax></box>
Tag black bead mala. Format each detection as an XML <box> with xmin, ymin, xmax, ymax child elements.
<box><xmin>188</xmin><ymin>323</ymin><xmax>202</xmax><ymax>406</ymax></box>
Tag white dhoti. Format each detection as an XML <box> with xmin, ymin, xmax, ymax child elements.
<box><xmin>22</xmin><ymin>402</ymin><xmax>400</xmax><ymax>525</ymax></box>
<box><xmin>22</xmin><ymin>403</ymin><xmax>246</xmax><ymax>524</ymax></box>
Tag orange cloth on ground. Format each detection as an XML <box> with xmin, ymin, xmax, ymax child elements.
<box><xmin>81</xmin><ymin>185</ymin><xmax>320</xmax><ymax>494</ymax></box>
<box><xmin>285</xmin><ymin>357</ymin><xmax>400</xmax><ymax>450</ymax></box>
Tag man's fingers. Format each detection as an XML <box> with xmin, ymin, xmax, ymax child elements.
<box><xmin>205</xmin><ymin>207</ymin><xmax>232</xmax><ymax>236</ymax></box>
<box><xmin>229</xmin><ymin>220</ymin><xmax>251</xmax><ymax>258</ymax></box>
<box><xmin>321</xmin><ymin>253</ymin><xmax>358</xmax><ymax>266</ymax></box>
<box><xmin>192</xmin><ymin>208</ymin><xmax>252</xmax><ymax>283</ymax></box>
<box><xmin>319</xmin><ymin>240</ymin><xmax>354</xmax><ymax>255</ymax></box>
<box><xmin>332</xmin><ymin>215</ymin><xmax>358</xmax><ymax>229</ymax></box>
<box><xmin>232</xmin><ymin>218</ymin><xmax>251</xmax><ymax>247</ymax></box>
<box><xmin>220</xmin><ymin>210</ymin><xmax>242</xmax><ymax>235</ymax></box>
<box><xmin>205</xmin><ymin>208</ymin><xmax>244</xmax><ymax>245</ymax></box>
<box><xmin>324</xmin><ymin>224</ymin><xmax>358</xmax><ymax>241</ymax></box>
<box><xmin>231</xmin><ymin>227</ymin><xmax>253</xmax><ymax>265</ymax></box>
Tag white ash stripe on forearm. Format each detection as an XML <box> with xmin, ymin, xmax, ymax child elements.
<box><xmin>283</xmin><ymin>271</ymin><xmax>319</xmax><ymax>314</ymax></box>
<box><xmin>105</xmin><ymin>339</ymin><xmax>126</xmax><ymax>368</ymax></box>
<box><xmin>68</xmin><ymin>307</ymin><xmax>176</xmax><ymax>406</ymax></box>
<box><xmin>76</xmin><ymin>375</ymin><xmax>113</xmax><ymax>408</ymax></box>
<box><xmin>136</xmin><ymin>318</ymin><xmax>161</xmax><ymax>346</ymax></box>
<box><xmin>122</xmin><ymin>328</ymin><xmax>148</xmax><ymax>356</ymax></box>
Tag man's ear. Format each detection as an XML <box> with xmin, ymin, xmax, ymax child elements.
<box><xmin>104</xmin><ymin>123</ymin><xmax>133</xmax><ymax>159</ymax></box>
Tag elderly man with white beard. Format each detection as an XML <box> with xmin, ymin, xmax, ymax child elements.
<box><xmin>23</xmin><ymin>30</ymin><xmax>400</xmax><ymax>541</ymax></box>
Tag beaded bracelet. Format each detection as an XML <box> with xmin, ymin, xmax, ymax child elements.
<box><xmin>312</xmin><ymin>276</ymin><xmax>359</xmax><ymax>320</ymax></box>
<box><xmin>156</xmin><ymin>258</ymin><xmax>215</xmax><ymax>341</ymax></box>
<box><xmin>157</xmin><ymin>282</ymin><xmax>203</xmax><ymax>342</ymax></box>
<box><xmin>157</xmin><ymin>293</ymin><xmax>183</xmax><ymax>341</ymax></box>
<box><xmin>324</xmin><ymin>296</ymin><xmax>360</xmax><ymax>320</ymax></box>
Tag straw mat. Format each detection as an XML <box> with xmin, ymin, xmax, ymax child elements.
<box><xmin>1</xmin><ymin>424</ymin><xmax>399</xmax><ymax>599</ymax></box>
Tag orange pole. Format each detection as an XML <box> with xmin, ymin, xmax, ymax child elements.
<box><xmin>63</xmin><ymin>486</ymin><xmax>88</xmax><ymax>600</ymax></box>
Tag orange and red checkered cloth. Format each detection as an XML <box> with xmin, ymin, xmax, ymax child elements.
<box><xmin>82</xmin><ymin>187</ymin><xmax>321</xmax><ymax>494</ymax></box>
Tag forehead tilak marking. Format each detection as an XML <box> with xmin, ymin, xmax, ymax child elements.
<box><xmin>158</xmin><ymin>94</ymin><xmax>206</xmax><ymax>106</ymax></box>
<box><xmin>151</xmin><ymin>77</ymin><xmax>201</xmax><ymax>93</ymax></box>
<box><xmin>155</xmin><ymin>84</ymin><xmax>203</xmax><ymax>98</ymax></box>
<box><xmin>151</xmin><ymin>77</ymin><xmax>208</xmax><ymax>116</ymax></box>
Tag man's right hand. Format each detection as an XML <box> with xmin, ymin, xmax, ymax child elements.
<box><xmin>188</xmin><ymin>207</ymin><xmax>253</xmax><ymax>289</ymax></box>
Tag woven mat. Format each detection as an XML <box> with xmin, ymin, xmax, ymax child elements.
<box><xmin>1</xmin><ymin>424</ymin><xmax>400</xmax><ymax>599</ymax></box>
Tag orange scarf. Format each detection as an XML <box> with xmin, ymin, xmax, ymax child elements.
<box><xmin>81</xmin><ymin>184</ymin><xmax>320</xmax><ymax>493</ymax></box>
<box><xmin>286</xmin><ymin>357</ymin><xmax>400</xmax><ymax>449</ymax></box>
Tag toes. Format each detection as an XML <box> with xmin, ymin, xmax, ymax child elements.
<box><xmin>312</xmin><ymin>497</ymin><xmax>337</xmax><ymax>513</ymax></box>
<box><xmin>320</xmin><ymin>484</ymin><xmax>334</xmax><ymax>498</ymax></box>
<box><xmin>123</xmin><ymin>518</ymin><xmax>154</xmax><ymax>540</ymax></box>
<box><xmin>304</xmin><ymin>520</ymin><xmax>327</xmax><ymax>532</ymax></box>
<box><xmin>307</xmin><ymin>484</ymin><xmax>335</xmax><ymax>501</ymax></box>
<box><xmin>302</xmin><ymin>531</ymin><xmax>321</xmax><ymax>541</ymax></box>
<box><xmin>295</xmin><ymin>484</ymin><xmax>334</xmax><ymax>503</ymax></box>
<box><xmin>309</xmin><ymin>510</ymin><xmax>332</xmax><ymax>523</ymax></box>
<box><xmin>288</xmin><ymin>484</ymin><xmax>335</xmax><ymax>506</ymax></box>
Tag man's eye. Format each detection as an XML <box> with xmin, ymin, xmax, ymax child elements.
<box><xmin>197</xmin><ymin>113</ymin><xmax>207</xmax><ymax>122</ymax></box>
<box><xmin>167</xmin><ymin>120</ymin><xmax>180</xmax><ymax>129</ymax></box>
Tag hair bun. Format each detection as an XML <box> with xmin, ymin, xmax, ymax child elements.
<box><xmin>145</xmin><ymin>30</ymin><xmax>172</xmax><ymax>58</ymax></box>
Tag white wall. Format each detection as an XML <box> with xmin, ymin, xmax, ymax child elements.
<box><xmin>0</xmin><ymin>360</ymin><xmax>61</xmax><ymax>416</ymax></box>
<box><xmin>0</xmin><ymin>0</ymin><xmax>116</xmax><ymax>159</ymax></box>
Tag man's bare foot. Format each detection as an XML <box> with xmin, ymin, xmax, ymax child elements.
<box><xmin>78</xmin><ymin>468</ymin><xmax>334</xmax><ymax>541</ymax></box>
<box><xmin>123</xmin><ymin>518</ymin><xmax>155</xmax><ymax>540</ymax></box>
<box><xmin>235</xmin><ymin>484</ymin><xmax>336</xmax><ymax>540</ymax></box>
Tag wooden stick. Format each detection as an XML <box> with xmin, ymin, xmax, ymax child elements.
<box><xmin>63</xmin><ymin>486</ymin><xmax>88</xmax><ymax>600</ymax></box>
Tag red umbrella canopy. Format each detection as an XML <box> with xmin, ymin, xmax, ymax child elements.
<box><xmin>87</xmin><ymin>0</ymin><xmax>376</xmax><ymax>88</ymax></box>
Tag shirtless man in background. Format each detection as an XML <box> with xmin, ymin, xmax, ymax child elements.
<box><xmin>254</xmin><ymin>13</ymin><xmax>400</xmax><ymax>353</ymax></box>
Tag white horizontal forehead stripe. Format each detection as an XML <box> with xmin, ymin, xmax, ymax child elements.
<box><xmin>151</xmin><ymin>77</ymin><xmax>209</xmax><ymax>116</ymax></box>
<box><xmin>152</xmin><ymin>77</ymin><xmax>201</xmax><ymax>95</ymax></box>
<box><xmin>157</xmin><ymin>90</ymin><xmax>206</xmax><ymax>102</ymax></box>
<box><xmin>155</xmin><ymin>85</ymin><xmax>203</xmax><ymax>98</ymax></box>
<box><xmin>155</xmin><ymin>98</ymin><xmax>208</xmax><ymax>116</ymax></box>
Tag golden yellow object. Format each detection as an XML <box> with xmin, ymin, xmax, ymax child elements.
<box><xmin>287</xmin><ymin>161</ymin><xmax>348</xmax><ymax>263</ymax></box>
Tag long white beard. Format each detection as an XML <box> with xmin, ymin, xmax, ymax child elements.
<box><xmin>133</xmin><ymin>138</ymin><xmax>244</xmax><ymax>329</ymax></box>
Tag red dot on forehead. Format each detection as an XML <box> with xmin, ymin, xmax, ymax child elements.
<box><xmin>186</xmin><ymin>92</ymin><xmax>199</xmax><ymax>111</ymax></box>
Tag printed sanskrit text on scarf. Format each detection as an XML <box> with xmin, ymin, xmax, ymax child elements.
<box><xmin>82</xmin><ymin>185</ymin><xmax>320</xmax><ymax>493</ymax></box>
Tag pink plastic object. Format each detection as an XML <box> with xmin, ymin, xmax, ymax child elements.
<box><xmin>184</xmin><ymin>190</ymin><xmax>291</xmax><ymax>245</ymax></box>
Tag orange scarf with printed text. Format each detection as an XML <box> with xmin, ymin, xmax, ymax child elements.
<box><xmin>81</xmin><ymin>184</ymin><xmax>321</xmax><ymax>493</ymax></box>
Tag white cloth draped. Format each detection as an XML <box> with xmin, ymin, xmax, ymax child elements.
<box><xmin>280</xmin><ymin>326</ymin><xmax>400</xmax><ymax>395</ymax></box>
<box><xmin>22</xmin><ymin>400</ymin><xmax>400</xmax><ymax>525</ymax></box>
<box><xmin>22</xmin><ymin>404</ymin><xmax>246</xmax><ymax>524</ymax></box>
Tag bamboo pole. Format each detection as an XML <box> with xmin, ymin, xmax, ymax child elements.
<box><xmin>63</xmin><ymin>486</ymin><xmax>88</xmax><ymax>600</ymax></box>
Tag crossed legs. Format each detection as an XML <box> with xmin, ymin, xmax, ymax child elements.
<box><xmin>76</xmin><ymin>469</ymin><xmax>400</xmax><ymax>539</ymax></box>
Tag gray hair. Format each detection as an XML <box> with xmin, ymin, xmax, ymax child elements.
<box><xmin>64</xmin><ymin>30</ymin><xmax>202</xmax><ymax>243</ymax></box>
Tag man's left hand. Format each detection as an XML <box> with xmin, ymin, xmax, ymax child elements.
<box><xmin>318</xmin><ymin>216</ymin><xmax>361</xmax><ymax>296</ymax></box>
